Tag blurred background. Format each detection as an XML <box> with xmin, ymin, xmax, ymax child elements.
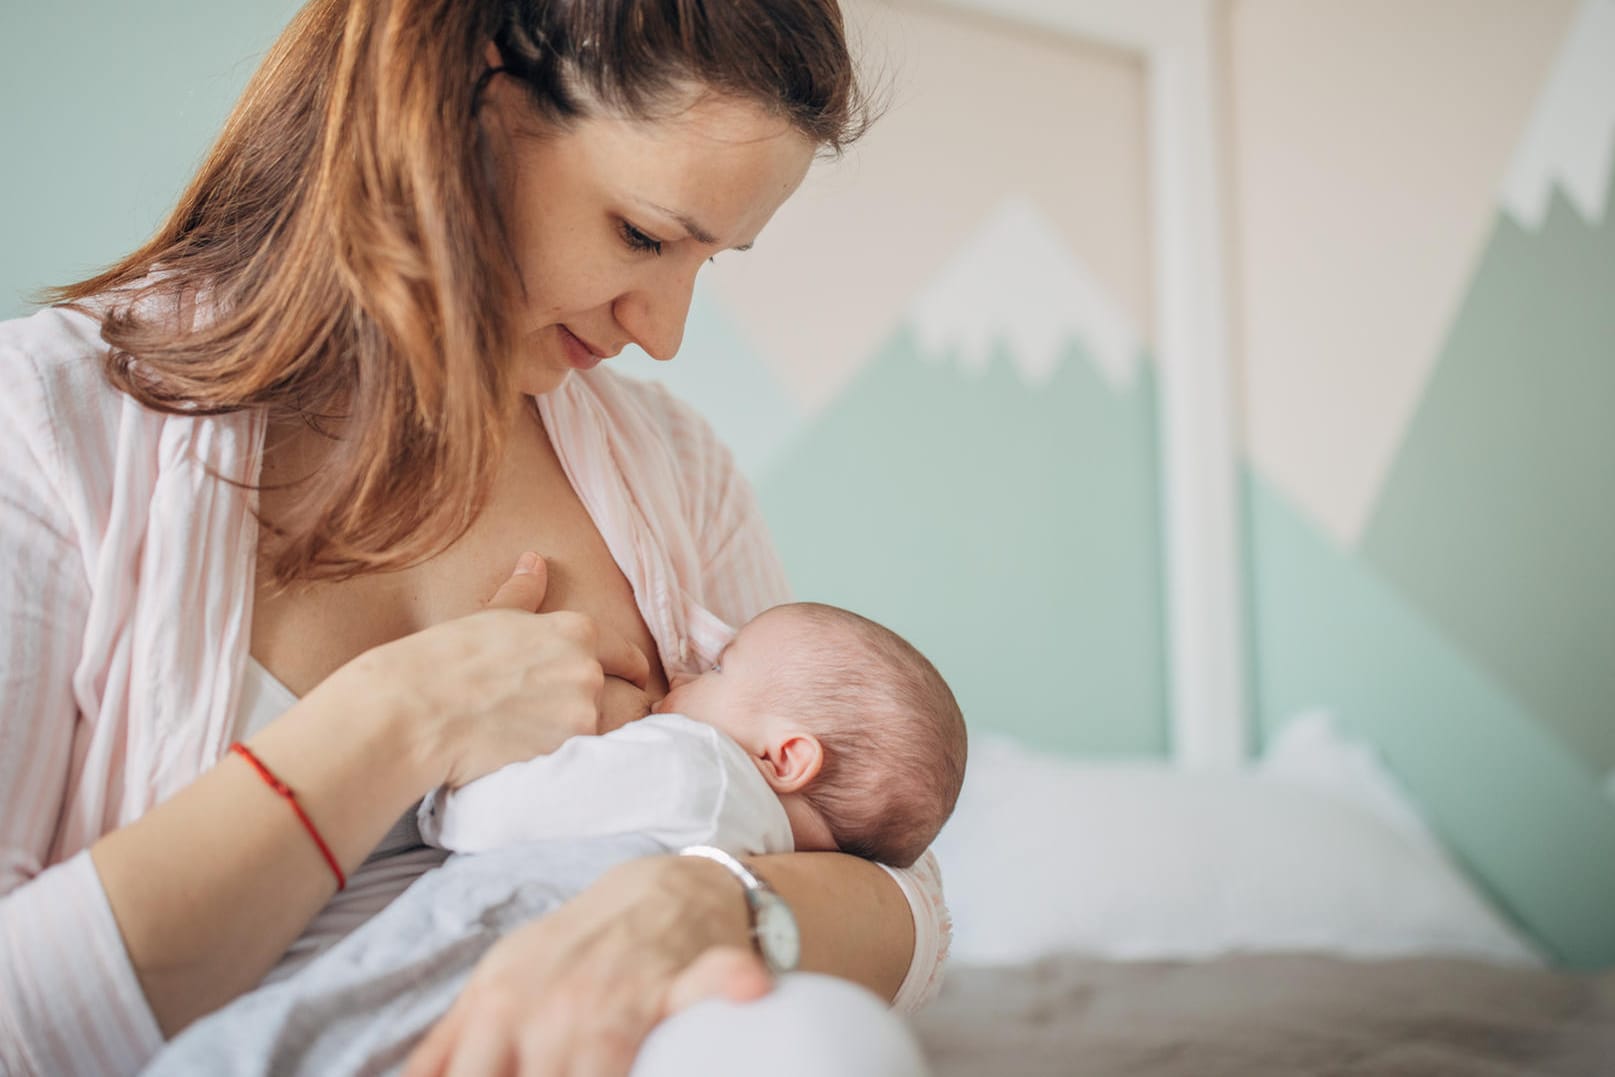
<box><xmin>4</xmin><ymin>1</ymin><xmax>1611</xmax><ymax>971</ymax></box>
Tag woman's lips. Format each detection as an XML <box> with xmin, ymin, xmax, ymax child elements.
<box><xmin>560</xmin><ymin>325</ymin><xmax>604</xmax><ymax>371</ymax></box>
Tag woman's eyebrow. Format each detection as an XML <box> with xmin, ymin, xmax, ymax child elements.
<box><xmin>634</xmin><ymin>198</ymin><xmax>754</xmax><ymax>252</ymax></box>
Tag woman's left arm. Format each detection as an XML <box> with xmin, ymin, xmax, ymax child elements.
<box><xmin>748</xmin><ymin>850</ymin><xmax>916</xmax><ymax>1001</ymax></box>
<box><xmin>672</xmin><ymin>387</ymin><xmax>948</xmax><ymax>1009</ymax></box>
<box><xmin>673</xmin><ymin>395</ymin><xmax>948</xmax><ymax>1010</ymax></box>
<box><xmin>403</xmin><ymin>848</ymin><xmax>926</xmax><ymax>1077</ymax></box>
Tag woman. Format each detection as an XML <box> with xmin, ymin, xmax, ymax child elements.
<box><xmin>0</xmin><ymin>2</ymin><xmax>947</xmax><ymax>1074</ymax></box>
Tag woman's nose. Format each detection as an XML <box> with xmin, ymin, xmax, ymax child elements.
<box><xmin>615</xmin><ymin>267</ymin><xmax>698</xmax><ymax>361</ymax></box>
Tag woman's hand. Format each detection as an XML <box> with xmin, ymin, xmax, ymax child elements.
<box><xmin>598</xmin><ymin>675</ymin><xmax>653</xmax><ymax>734</ymax></box>
<box><xmin>403</xmin><ymin>855</ymin><xmax>772</xmax><ymax>1077</ymax></box>
<box><xmin>330</xmin><ymin>552</ymin><xmax>651</xmax><ymax>791</ymax></box>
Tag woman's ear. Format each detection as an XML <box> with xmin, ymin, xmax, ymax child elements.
<box><xmin>761</xmin><ymin>733</ymin><xmax>823</xmax><ymax>794</ymax></box>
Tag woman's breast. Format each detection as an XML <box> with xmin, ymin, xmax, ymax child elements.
<box><xmin>415</xmin><ymin>414</ymin><xmax>671</xmax><ymax>698</ymax></box>
<box><xmin>252</xmin><ymin>410</ymin><xmax>669</xmax><ymax>701</ymax></box>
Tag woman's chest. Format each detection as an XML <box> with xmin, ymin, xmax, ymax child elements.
<box><xmin>251</xmin><ymin>414</ymin><xmax>668</xmax><ymax>699</ymax></box>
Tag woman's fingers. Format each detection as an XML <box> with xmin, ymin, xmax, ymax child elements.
<box><xmin>442</xmin><ymin>1015</ymin><xmax>518</xmax><ymax>1077</ymax></box>
<box><xmin>483</xmin><ymin>552</ymin><xmax>648</xmax><ymax>691</ymax></box>
<box><xmin>407</xmin><ymin>997</ymin><xmax>523</xmax><ymax>1077</ymax></box>
<box><xmin>597</xmin><ymin>677</ymin><xmax>652</xmax><ymax>735</ymax></box>
<box><xmin>486</xmin><ymin>551</ymin><xmax>550</xmax><ymax>612</ymax></box>
<box><xmin>662</xmin><ymin>946</ymin><xmax>773</xmax><ymax>1017</ymax></box>
<box><xmin>592</xmin><ymin>622</ymin><xmax>651</xmax><ymax>693</ymax></box>
<box><xmin>556</xmin><ymin>990</ymin><xmax>661</xmax><ymax>1077</ymax></box>
<box><xmin>401</xmin><ymin>999</ymin><xmax>464</xmax><ymax>1076</ymax></box>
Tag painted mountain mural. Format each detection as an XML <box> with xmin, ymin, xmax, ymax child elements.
<box><xmin>1248</xmin><ymin>468</ymin><xmax>1615</xmax><ymax>967</ymax></box>
<box><xmin>620</xmin><ymin>287</ymin><xmax>800</xmax><ymax>480</ymax></box>
<box><xmin>756</xmin><ymin>325</ymin><xmax>1168</xmax><ymax>759</ymax></box>
<box><xmin>1360</xmin><ymin>168</ymin><xmax>1615</xmax><ymax>777</ymax></box>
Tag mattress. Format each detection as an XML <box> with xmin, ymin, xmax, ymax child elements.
<box><xmin>908</xmin><ymin>954</ymin><xmax>1615</xmax><ymax>1075</ymax></box>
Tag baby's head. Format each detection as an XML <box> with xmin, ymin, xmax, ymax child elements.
<box><xmin>653</xmin><ymin>602</ymin><xmax>967</xmax><ymax>868</ymax></box>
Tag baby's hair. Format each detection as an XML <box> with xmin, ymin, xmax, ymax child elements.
<box><xmin>752</xmin><ymin>603</ymin><xmax>967</xmax><ymax>868</ymax></box>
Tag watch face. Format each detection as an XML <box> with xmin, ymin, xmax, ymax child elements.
<box><xmin>754</xmin><ymin>893</ymin><xmax>801</xmax><ymax>973</ymax></box>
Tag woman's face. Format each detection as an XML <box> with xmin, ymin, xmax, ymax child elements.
<box><xmin>482</xmin><ymin>83</ymin><xmax>817</xmax><ymax>396</ymax></box>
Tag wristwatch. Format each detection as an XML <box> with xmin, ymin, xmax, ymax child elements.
<box><xmin>679</xmin><ymin>845</ymin><xmax>800</xmax><ymax>975</ymax></box>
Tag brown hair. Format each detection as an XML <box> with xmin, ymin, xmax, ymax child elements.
<box><xmin>49</xmin><ymin>0</ymin><xmax>871</xmax><ymax>586</ymax></box>
<box><xmin>755</xmin><ymin>603</ymin><xmax>968</xmax><ymax>869</ymax></box>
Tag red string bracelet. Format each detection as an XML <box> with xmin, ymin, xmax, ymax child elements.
<box><xmin>229</xmin><ymin>742</ymin><xmax>346</xmax><ymax>891</ymax></box>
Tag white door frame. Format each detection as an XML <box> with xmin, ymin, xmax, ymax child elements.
<box><xmin>929</xmin><ymin>0</ymin><xmax>1249</xmax><ymax>768</ymax></box>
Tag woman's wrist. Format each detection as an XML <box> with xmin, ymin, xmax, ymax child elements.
<box><xmin>607</xmin><ymin>854</ymin><xmax>752</xmax><ymax>958</ymax></box>
<box><xmin>244</xmin><ymin>660</ymin><xmax>444</xmax><ymax>843</ymax></box>
<box><xmin>313</xmin><ymin>649</ymin><xmax>445</xmax><ymax>795</ymax></box>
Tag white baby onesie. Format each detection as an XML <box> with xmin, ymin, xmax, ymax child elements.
<box><xmin>417</xmin><ymin>713</ymin><xmax>796</xmax><ymax>858</ymax></box>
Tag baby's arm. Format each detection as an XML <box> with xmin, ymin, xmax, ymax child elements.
<box><xmin>418</xmin><ymin>715</ymin><xmax>791</xmax><ymax>856</ymax></box>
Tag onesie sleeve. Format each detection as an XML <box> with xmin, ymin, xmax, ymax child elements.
<box><xmin>420</xmin><ymin>717</ymin><xmax>790</xmax><ymax>856</ymax></box>
<box><xmin>0</xmin><ymin>336</ymin><xmax>165</xmax><ymax>1075</ymax></box>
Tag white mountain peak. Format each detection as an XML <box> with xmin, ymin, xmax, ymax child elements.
<box><xmin>906</xmin><ymin>196</ymin><xmax>1141</xmax><ymax>391</ymax></box>
<box><xmin>1501</xmin><ymin>0</ymin><xmax>1615</xmax><ymax>230</ymax></box>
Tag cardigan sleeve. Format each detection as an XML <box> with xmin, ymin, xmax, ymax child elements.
<box><xmin>0</xmin><ymin>338</ymin><xmax>165</xmax><ymax>1075</ymax></box>
<box><xmin>656</xmin><ymin>384</ymin><xmax>953</xmax><ymax>1014</ymax></box>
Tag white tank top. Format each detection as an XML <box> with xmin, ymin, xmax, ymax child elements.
<box><xmin>239</xmin><ymin>658</ymin><xmax>449</xmax><ymax>985</ymax></box>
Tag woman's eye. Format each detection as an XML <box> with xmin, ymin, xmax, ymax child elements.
<box><xmin>619</xmin><ymin>221</ymin><xmax>663</xmax><ymax>256</ymax></box>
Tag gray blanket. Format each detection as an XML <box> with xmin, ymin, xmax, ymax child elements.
<box><xmin>144</xmin><ymin>835</ymin><xmax>664</xmax><ymax>1076</ymax></box>
<box><xmin>909</xmin><ymin>954</ymin><xmax>1615</xmax><ymax>1076</ymax></box>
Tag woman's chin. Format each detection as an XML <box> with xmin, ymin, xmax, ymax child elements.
<box><xmin>514</xmin><ymin>365</ymin><xmax>572</xmax><ymax>398</ymax></box>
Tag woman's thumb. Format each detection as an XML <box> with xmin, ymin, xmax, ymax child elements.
<box><xmin>662</xmin><ymin>947</ymin><xmax>773</xmax><ymax>1018</ymax></box>
<box><xmin>485</xmin><ymin>551</ymin><xmax>548</xmax><ymax>612</ymax></box>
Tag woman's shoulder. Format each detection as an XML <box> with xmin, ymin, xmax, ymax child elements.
<box><xmin>0</xmin><ymin>303</ymin><xmax>126</xmax><ymax>398</ymax></box>
<box><xmin>0</xmin><ymin>305</ymin><xmax>135</xmax><ymax>489</ymax></box>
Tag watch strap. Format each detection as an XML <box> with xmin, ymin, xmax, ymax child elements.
<box><xmin>679</xmin><ymin>844</ymin><xmax>767</xmax><ymax>893</ymax></box>
<box><xmin>679</xmin><ymin>844</ymin><xmax>798</xmax><ymax>973</ymax></box>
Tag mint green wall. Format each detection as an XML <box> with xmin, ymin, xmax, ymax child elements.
<box><xmin>755</xmin><ymin>328</ymin><xmax>1169</xmax><ymax>759</ymax></box>
<box><xmin>1248</xmin><ymin>470</ymin><xmax>1615</xmax><ymax>967</ymax></box>
<box><xmin>1247</xmin><ymin>168</ymin><xmax>1615</xmax><ymax>967</ymax></box>
<box><xmin>0</xmin><ymin>3</ymin><xmax>301</xmax><ymax>318</ymax></box>
<box><xmin>1359</xmin><ymin>176</ymin><xmax>1615</xmax><ymax>777</ymax></box>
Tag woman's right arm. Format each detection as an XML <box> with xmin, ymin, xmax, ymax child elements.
<box><xmin>2</xmin><ymin>537</ymin><xmax>635</xmax><ymax>1075</ymax></box>
<box><xmin>0</xmin><ymin>382</ymin><xmax>158</xmax><ymax>1075</ymax></box>
<box><xmin>92</xmin><ymin>556</ymin><xmax>640</xmax><ymax>1038</ymax></box>
<box><xmin>88</xmin><ymin>668</ymin><xmax>439</xmax><ymax>1037</ymax></box>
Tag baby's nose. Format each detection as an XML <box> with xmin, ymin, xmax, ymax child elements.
<box><xmin>668</xmin><ymin>671</ymin><xmax>698</xmax><ymax>690</ymax></box>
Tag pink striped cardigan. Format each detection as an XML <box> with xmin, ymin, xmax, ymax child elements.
<box><xmin>0</xmin><ymin>304</ymin><xmax>949</xmax><ymax>1076</ymax></box>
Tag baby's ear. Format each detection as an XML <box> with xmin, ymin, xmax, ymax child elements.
<box><xmin>764</xmin><ymin>732</ymin><xmax>824</xmax><ymax>793</ymax></box>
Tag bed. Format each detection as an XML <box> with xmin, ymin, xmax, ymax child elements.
<box><xmin>902</xmin><ymin>721</ymin><xmax>1615</xmax><ymax>1075</ymax></box>
<box><xmin>912</xmin><ymin>954</ymin><xmax>1615</xmax><ymax>1076</ymax></box>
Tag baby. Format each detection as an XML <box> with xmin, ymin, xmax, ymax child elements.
<box><xmin>420</xmin><ymin>600</ymin><xmax>968</xmax><ymax>869</ymax></box>
<box><xmin>147</xmin><ymin>601</ymin><xmax>967</xmax><ymax>1074</ymax></box>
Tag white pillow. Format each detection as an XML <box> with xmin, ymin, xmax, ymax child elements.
<box><xmin>1258</xmin><ymin>709</ymin><xmax>1441</xmax><ymax>850</ymax></box>
<box><xmin>932</xmin><ymin>733</ymin><xmax>1542</xmax><ymax>968</ymax></box>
